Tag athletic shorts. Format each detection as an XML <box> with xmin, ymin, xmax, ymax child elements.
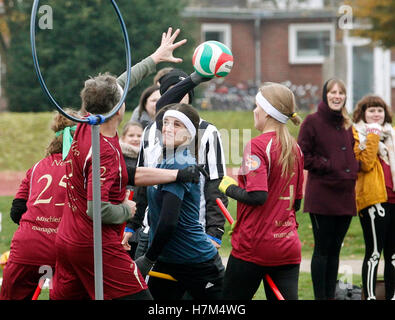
<box><xmin>50</xmin><ymin>237</ymin><xmax>147</xmax><ymax>300</ymax></box>
<box><xmin>0</xmin><ymin>261</ymin><xmax>47</xmax><ymax>300</ymax></box>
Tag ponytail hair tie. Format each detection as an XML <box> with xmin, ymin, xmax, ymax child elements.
<box><xmin>55</xmin><ymin>125</ymin><xmax>77</xmax><ymax>160</ymax></box>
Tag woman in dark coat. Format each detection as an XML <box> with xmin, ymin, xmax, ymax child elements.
<box><xmin>297</xmin><ymin>78</ymin><xmax>358</xmax><ymax>300</ymax></box>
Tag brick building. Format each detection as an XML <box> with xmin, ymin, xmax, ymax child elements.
<box><xmin>183</xmin><ymin>0</ymin><xmax>394</xmax><ymax>111</ymax></box>
<box><xmin>0</xmin><ymin>0</ymin><xmax>7</xmax><ymax>111</ymax></box>
<box><xmin>0</xmin><ymin>1</ymin><xmax>394</xmax><ymax>111</ymax></box>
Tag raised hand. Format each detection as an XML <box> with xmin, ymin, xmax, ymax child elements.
<box><xmin>150</xmin><ymin>27</ymin><xmax>187</xmax><ymax>64</ymax></box>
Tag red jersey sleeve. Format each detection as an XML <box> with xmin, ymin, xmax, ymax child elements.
<box><xmin>241</xmin><ymin>139</ymin><xmax>269</xmax><ymax>193</ymax></box>
<box><xmin>15</xmin><ymin>166</ymin><xmax>34</xmax><ymax>200</ymax></box>
<box><xmin>295</xmin><ymin>145</ymin><xmax>304</xmax><ymax>200</ymax></box>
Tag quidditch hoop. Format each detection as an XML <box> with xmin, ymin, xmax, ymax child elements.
<box><xmin>30</xmin><ymin>0</ymin><xmax>131</xmax><ymax>125</ymax></box>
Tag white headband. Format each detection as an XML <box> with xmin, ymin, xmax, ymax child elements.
<box><xmin>256</xmin><ymin>91</ymin><xmax>289</xmax><ymax>124</ymax></box>
<box><xmin>117</xmin><ymin>84</ymin><xmax>124</xmax><ymax>97</ymax></box>
<box><xmin>163</xmin><ymin>109</ymin><xmax>196</xmax><ymax>139</ymax></box>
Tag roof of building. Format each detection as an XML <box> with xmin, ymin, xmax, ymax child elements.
<box><xmin>182</xmin><ymin>6</ymin><xmax>337</xmax><ymax>20</ymax></box>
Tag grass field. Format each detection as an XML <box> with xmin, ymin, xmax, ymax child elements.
<box><xmin>0</xmin><ymin>110</ymin><xmax>365</xmax><ymax>299</ymax></box>
<box><xmin>0</xmin><ymin>110</ymin><xmax>285</xmax><ymax>171</ymax></box>
<box><xmin>0</xmin><ymin>195</ymin><xmax>364</xmax><ymax>300</ymax></box>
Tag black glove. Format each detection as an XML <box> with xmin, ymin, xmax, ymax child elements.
<box><xmin>294</xmin><ymin>199</ymin><xmax>302</xmax><ymax>212</ymax></box>
<box><xmin>134</xmin><ymin>255</ymin><xmax>155</xmax><ymax>277</ymax></box>
<box><xmin>176</xmin><ymin>165</ymin><xmax>209</xmax><ymax>184</ymax></box>
<box><xmin>10</xmin><ymin>198</ymin><xmax>27</xmax><ymax>225</ymax></box>
<box><xmin>190</xmin><ymin>71</ymin><xmax>212</xmax><ymax>84</ymax></box>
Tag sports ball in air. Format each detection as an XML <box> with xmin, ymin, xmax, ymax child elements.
<box><xmin>192</xmin><ymin>41</ymin><xmax>234</xmax><ymax>78</ymax></box>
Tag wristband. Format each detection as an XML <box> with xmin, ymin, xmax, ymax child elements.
<box><xmin>207</xmin><ymin>234</ymin><xmax>222</xmax><ymax>245</ymax></box>
<box><xmin>124</xmin><ymin>227</ymin><xmax>135</xmax><ymax>233</ymax></box>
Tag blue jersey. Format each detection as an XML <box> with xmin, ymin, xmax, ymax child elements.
<box><xmin>147</xmin><ymin>148</ymin><xmax>217</xmax><ymax>264</ymax></box>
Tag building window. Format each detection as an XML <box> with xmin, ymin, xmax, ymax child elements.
<box><xmin>288</xmin><ymin>23</ymin><xmax>334</xmax><ymax>64</ymax></box>
<box><xmin>391</xmin><ymin>61</ymin><xmax>395</xmax><ymax>88</ymax></box>
<box><xmin>0</xmin><ymin>54</ymin><xmax>2</xmax><ymax>97</ymax></box>
<box><xmin>201</xmin><ymin>23</ymin><xmax>231</xmax><ymax>49</ymax></box>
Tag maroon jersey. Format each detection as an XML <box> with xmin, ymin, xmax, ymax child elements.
<box><xmin>57</xmin><ymin>121</ymin><xmax>128</xmax><ymax>247</ymax></box>
<box><xmin>10</xmin><ymin>154</ymin><xmax>66</xmax><ymax>266</ymax></box>
<box><xmin>52</xmin><ymin>122</ymin><xmax>148</xmax><ymax>299</ymax></box>
<box><xmin>231</xmin><ymin>132</ymin><xmax>304</xmax><ymax>266</ymax></box>
<box><xmin>379</xmin><ymin>158</ymin><xmax>395</xmax><ymax>204</ymax></box>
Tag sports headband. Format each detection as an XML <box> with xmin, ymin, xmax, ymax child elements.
<box><xmin>163</xmin><ymin>110</ymin><xmax>196</xmax><ymax>140</ymax></box>
<box><xmin>117</xmin><ymin>84</ymin><xmax>124</xmax><ymax>97</ymax></box>
<box><xmin>256</xmin><ymin>91</ymin><xmax>289</xmax><ymax>124</ymax></box>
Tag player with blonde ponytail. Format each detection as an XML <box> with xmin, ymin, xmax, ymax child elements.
<box><xmin>219</xmin><ymin>82</ymin><xmax>304</xmax><ymax>300</ymax></box>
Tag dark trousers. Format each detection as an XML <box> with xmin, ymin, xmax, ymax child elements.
<box><xmin>115</xmin><ymin>289</ymin><xmax>153</xmax><ymax>300</ymax></box>
<box><xmin>222</xmin><ymin>254</ymin><xmax>300</xmax><ymax>300</ymax></box>
<box><xmin>309</xmin><ymin>213</ymin><xmax>352</xmax><ymax>300</ymax></box>
<box><xmin>134</xmin><ymin>227</ymin><xmax>149</xmax><ymax>260</ymax></box>
<box><xmin>359</xmin><ymin>203</ymin><xmax>395</xmax><ymax>300</ymax></box>
<box><xmin>147</xmin><ymin>253</ymin><xmax>225</xmax><ymax>300</ymax></box>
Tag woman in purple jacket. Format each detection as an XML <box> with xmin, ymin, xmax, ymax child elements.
<box><xmin>297</xmin><ymin>78</ymin><xmax>358</xmax><ymax>300</ymax></box>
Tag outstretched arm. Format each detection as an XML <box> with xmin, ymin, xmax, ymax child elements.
<box><xmin>156</xmin><ymin>72</ymin><xmax>211</xmax><ymax>112</ymax></box>
<box><xmin>127</xmin><ymin>165</ymin><xmax>205</xmax><ymax>186</ymax></box>
<box><xmin>117</xmin><ymin>27</ymin><xmax>186</xmax><ymax>91</ymax></box>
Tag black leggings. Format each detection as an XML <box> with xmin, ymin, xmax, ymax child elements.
<box><xmin>309</xmin><ymin>213</ymin><xmax>352</xmax><ymax>300</ymax></box>
<box><xmin>222</xmin><ymin>254</ymin><xmax>300</xmax><ymax>300</ymax></box>
<box><xmin>115</xmin><ymin>288</ymin><xmax>153</xmax><ymax>300</ymax></box>
<box><xmin>147</xmin><ymin>253</ymin><xmax>225</xmax><ymax>300</ymax></box>
<box><xmin>359</xmin><ymin>203</ymin><xmax>395</xmax><ymax>300</ymax></box>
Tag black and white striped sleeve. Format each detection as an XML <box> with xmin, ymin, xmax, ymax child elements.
<box><xmin>198</xmin><ymin>121</ymin><xmax>227</xmax><ymax>180</ymax></box>
<box><xmin>199</xmin><ymin>120</ymin><xmax>228</xmax><ymax>242</ymax></box>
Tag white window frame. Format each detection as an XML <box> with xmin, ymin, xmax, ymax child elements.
<box><xmin>288</xmin><ymin>23</ymin><xmax>335</xmax><ymax>64</ymax></box>
<box><xmin>201</xmin><ymin>23</ymin><xmax>232</xmax><ymax>49</ymax></box>
<box><xmin>0</xmin><ymin>54</ymin><xmax>2</xmax><ymax>97</ymax></box>
<box><xmin>391</xmin><ymin>61</ymin><xmax>395</xmax><ymax>88</ymax></box>
<box><xmin>342</xmin><ymin>31</ymin><xmax>391</xmax><ymax>110</ymax></box>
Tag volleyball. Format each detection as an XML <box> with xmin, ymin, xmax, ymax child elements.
<box><xmin>192</xmin><ymin>41</ymin><xmax>234</xmax><ymax>78</ymax></box>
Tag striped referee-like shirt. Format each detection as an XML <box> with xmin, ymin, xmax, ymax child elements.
<box><xmin>137</xmin><ymin>118</ymin><xmax>227</xmax><ymax>229</ymax></box>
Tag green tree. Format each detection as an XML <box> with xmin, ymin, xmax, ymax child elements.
<box><xmin>5</xmin><ymin>0</ymin><xmax>197</xmax><ymax>112</ymax></box>
<box><xmin>348</xmin><ymin>0</ymin><xmax>395</xmax><ymax>48</ymax></box>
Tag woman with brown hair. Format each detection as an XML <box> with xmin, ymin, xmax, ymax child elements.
<box><xmin>0</xmin><ymin>110</ymin><xmax>79</xmax><ymax>300</ymax></box>
<box><xmin>297</xmin><ymin>78</ymin><xmax>358</xmax><ymax>300</ymax></box>
<box><xmin>219</xmin><ymin>82</ymin><xmax>304</xmax><ymax>300</ymax></box>
<box><xmin>352</xmin><ymin>95</ymin><xmax>395</xmax><ymax>300</ymax></box>
<box><xmin>130</xmin><ymin>85</ymin><xmax>160</xmax><ymax>129</ymax></box>
<box><xmin>135</xmin><ymin>103</ymin><xmax>225</xmax><ymax>300</ymax></box>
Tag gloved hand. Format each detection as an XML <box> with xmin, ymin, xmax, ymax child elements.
<box><xmin>227</xmin><ymin>220</ymin><xmax>237</xmax><ymax>237</ymax></box>
<box><xmin>219</xmin><ymin>176</ymin><xmax>238</xmax><ymax>194</ymax></box>
<box><xmin>134</xmin><ymin>255</ymin><xmax>155</xmax><ymax>277</ymax></box>
<box><xmin>366</xmin><ymin>122</ymin><xmax>382</xmax><ymax>137</ymax></box>
<box><xmin>190</xmin><ymin>71</ymin><xmax>212</xmax><ymax>84</ymax></box>
<box><xmin>294</xmin><ymin>199</ymin><xmax>302</xmax><ymax>212</ymax></box>
<box><xmin>177</xmin><ymin>164</ymin><xmax>209</xmax><ymax>183</ymax></box>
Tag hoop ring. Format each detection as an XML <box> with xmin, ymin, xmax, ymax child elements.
<box><xmin>30</xmin><ymin>0</ymin><xmax>131</xmax><ymax>125</ymax></box>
